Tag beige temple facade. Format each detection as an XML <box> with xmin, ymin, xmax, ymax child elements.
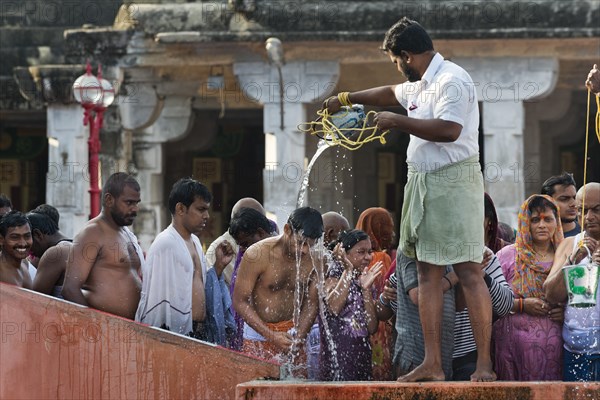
<box><xmin>2</xmin><ymin>0</ymin><xmax>599</xmax><ymax>249</ymax></box>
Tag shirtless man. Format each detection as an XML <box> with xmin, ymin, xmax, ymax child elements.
<box><xmin>0</xmin><ymin>211</ymin><xmax>33</xmax><ymax>289</ymax></box>
<box><xmin>27</xmin><ymin>211</ymin><xmax>72</xmax><ymax>297</ymax></box>
<box><xmin>136</xmin><ymin>178</ymin><xmax>234</xmax><ymax>339</ymax></box>
<box><xmin>62</xmin><ymin>173</ymin><xmax>143</xmax><ymax>319</ymax></box>
<box><xmin>544</xmin><ymin>182</ymin><xmax>600</xmax><ymax>381</ymax></box>
<box><xmin>233</xmin><ymin>207</ymin><xmax>323</xmax><ymax>365</ymax></box>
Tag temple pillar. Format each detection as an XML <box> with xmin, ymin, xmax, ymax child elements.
<box><xmin>234</xmin><ymin>60</ymin><xmax>339</xmax><ymax>228</ymax></box>
<box><xmin>457</xmin><ymin>57</ymin><xmax>558</xmax><ymax>227</ymax></box>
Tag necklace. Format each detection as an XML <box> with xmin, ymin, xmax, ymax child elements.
<box><xmin>532</xmin><ymin>245</ymin><xmax>552</xmax><ymax>262</ymax></box>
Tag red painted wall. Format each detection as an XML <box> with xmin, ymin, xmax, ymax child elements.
<box><xmin>0</xmin><ymin>283</ymin><xmax>279</xmax><ymax>399</ymax></box>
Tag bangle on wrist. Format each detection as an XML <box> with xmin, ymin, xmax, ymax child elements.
<box><xmin>379</xmin><ymin>293</ymin><xmax>391</xmax><ymax>308</ymax></box>
<box><xmin>518</xmin><ymin>298</ymin><xmax>524</xmax><ymax>313</ymax></box>
<box><xmin>443</xmin><ymin>275</ymin><xmax>453</xmax><ymax>289</ymax></box>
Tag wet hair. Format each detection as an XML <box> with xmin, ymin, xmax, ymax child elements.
<box><xmin>381</xmin><ymin>17</ymin><xmax>434</xmax><ymax>56</ymax></box>
<box><xmin>287</xmin><ymin>207</ymin><xmax>323</xmax><ymax>239</ymax></box>
<box><xmin>0</xmin><ymin>194</ymin><xmax>12</xmax><ymax>209</ymax></box>
<box><xmin>229</xmin><ymin>207</ymin><xmax>272</xmax><ymax>238</ymax></box>
<box><xmin>541</xmin><ymin>172</ymin><xmax>576</xmax><ymax>196</ymax></box>
<box><xmin>484</xmin><ymin>193</ymin><xmax>501</xmax><ymax>253</ymax></box>
<box><xmin>0</xmin><ymin>211</ymin><xmax>31</xmax><ymax>237</ymax></box>
<box><xmin>31</xmin><ymin>204</ymin><xmax>60</xmax><ymax>226</ymax></box>
<box><xmin>26</xmin><ymin>212</ymin><xmax>59</xmax><ymax>235</ymax></box>
<box><xmin>528</xmin><ymin>196</ymin><xmax>559</xmax><ymax>219</ymax></box>
<box><xmin>102</xmin><ymin>172</ymin><xmax>140</xmax><ymax>201</ymax></box>
<box><xmin>168</xmin><ymin>178</ymin><xmax>212</xmax><ymax>214</ymax></box>
<box><xmin>337</xmin><ymin>229</ymin><xmax>370</xmax><ymax>252</ymax></box>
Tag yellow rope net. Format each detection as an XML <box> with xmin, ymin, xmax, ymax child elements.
<box><xmin>298</xmin><ymin>107</ymin><xmax>390</xmax><ymax>151</ymax></box>
<box><xmin>577</xmin><ymin>90</ymin><xmax>600</xmax><ymax>250</ymax></box>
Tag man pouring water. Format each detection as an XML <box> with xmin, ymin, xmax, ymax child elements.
<box><xmin>544</xmin><ymin>182</ymin><xmax>600</xmax><ymax>381</ymax></box>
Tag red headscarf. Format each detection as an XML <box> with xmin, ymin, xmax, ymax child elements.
<box><xmin>355</xmin><ymin>207</ymin><xmax>394</xmax><ymax>251</ymax></box>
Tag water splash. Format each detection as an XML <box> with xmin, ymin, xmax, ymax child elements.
<box><xmin>297</xmin><ymin>140</ymin><xmax>332</xmax><ymax>209</ymax></box>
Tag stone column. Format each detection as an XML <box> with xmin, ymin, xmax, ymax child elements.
<box><xmin>234</xmin><ymin>61</ymin><xmax>339</xmax><ymax>229</ymax></box>
<box><xmin>119</xmin><ymin>82</ymin><xmax>195</xmax><ymax>250</ymax></box>
<box><xmin>458</xmin><ymin>57</ymin><xmax>558</xmax><ymax>228</ymax></box>
<box><xmin>46</xmin><ymin>104</ymin><xmax>90</xmax><ymax>238</ymax></box>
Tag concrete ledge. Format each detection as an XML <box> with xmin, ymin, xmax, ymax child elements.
<box><xmin>0</xmin><ymin>283</ymin><xmax>280</xmax><ymax>400</ymax></box>
<box><xmin>236</xmin><ymin>381</ymin><xmax>600</xmax><ymax>400</ymax></box>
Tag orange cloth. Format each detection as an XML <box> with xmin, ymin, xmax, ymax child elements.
<box><xmin>368</xmin><ymin>251</ymin><xmax>394</xmax><ymax>380</ymax></box>
<box><xmin>242</xmin><ymin>320</ymin><xmax>307</xmax><ymax>378</ymax></box>
<box><xmin>356</xmin><ymin>207</ymin><xmax>396</xmax><ymax>380</ymax></box>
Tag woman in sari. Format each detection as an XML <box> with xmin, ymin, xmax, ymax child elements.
<box><xmin>493</xmin><ymin>194</ymin><xmax>565</xmax><ymax>380</ymax></box>
<box><xmin>319</xmin><ymin>229</ymin><xmax>383</xmax><ymax>381</ymax></box>
<box><xmin>355</xmin><ymin>207</ymin><xmax>395</xmax><ymax>380</ymax></box>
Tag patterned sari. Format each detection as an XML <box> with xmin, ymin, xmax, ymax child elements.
<box><xmin>493</xmin><ymin>195</ymin><xmax>564</xmax><ymax>380</ymax></box>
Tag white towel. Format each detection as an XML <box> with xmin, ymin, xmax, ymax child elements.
<box><xmin>135</xmin><ymin>225</ymin><xmax>206</xmax><ymax>335</ymax></box>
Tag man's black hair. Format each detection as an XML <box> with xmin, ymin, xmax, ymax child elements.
<box><xmin>541</xmin><ymin>172</ymin><xmax>577</xmax><ymax>197</ymax></box>
<box><xmin>32</xmin><ymin>204</ymin><xmax>60</xmax><ymax>226</ymax></box>
<box><xmin>102</xmin><ymin>172</ymin><xmax>140</xmax><ymax>201</ymax></box>
<box><xmin>168</xmin><ymin>178</ymin><xmax>212</xmax><ymax>214</ymax></box>
<box><xmin>381</xmin><ymin>17</ymin><xmax>434</xmax><ymax>56</ymax></box>
<box><xmin>229</xmin><ymin>208</ymin><xmax>272</xmax><ymax>239</ymax></box>
<box><xmin>0</xmin><ymin>194</ymin><xmax>12</xmax><ymax>209</ymax></box>
<box><xmin>0</xmin><ymin>211</ymin><xmax>31</xmax><ymax>236</ymax></box>
<box><xmin>287</xmin><ymin>207</ymin><xmax>323</xmax><ymax>239</ymax></box>
<box><xmin>26</xmin><ymin>212</ymin><xmax>59</xmax><ymax>236</ymax></box>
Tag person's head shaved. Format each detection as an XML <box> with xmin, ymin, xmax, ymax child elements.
<box><xmin>576</xmin><ymin>182</ymin><xmax>600</xmax><ymax>199</ymax></box>
<box><xmin>322</xmin><ymin>211</ymin><xmax>350</xmax><ymax>245</ymax></box>
<box><xmin>231</xmin><ymin>197</ymin><xmax>265</xmax><ymax>218</ymax></box>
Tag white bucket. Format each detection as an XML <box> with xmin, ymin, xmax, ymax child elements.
<box><xmin>562</xmin><ymin>246</ymin><xmax>599</xmax><ymax>308</ymax></box>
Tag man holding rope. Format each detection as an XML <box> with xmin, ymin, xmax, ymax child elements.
<box><xmin>323</xmin><ymin>17</ymin><xmax>494</xmax><ymax>382</ymax></box>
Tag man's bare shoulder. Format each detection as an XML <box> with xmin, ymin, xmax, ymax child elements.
<box><xmin>243</xmin><ymin>236</ymin><xmax>281</xmax><ymax>261</ymax></box>
<box><xmin>40</xmin><ymin>242</ymin><xmax>72</xmax><ymax>265</ymax></box>
<box><xmin>73</xmin><ymin>217</ymin><xmax>123</xmax><ymax>247</ymax></box>
<box><xmin>556</xmin><ymin>236</ymin><xmax>575</xmax><ymax>254</ymax></box>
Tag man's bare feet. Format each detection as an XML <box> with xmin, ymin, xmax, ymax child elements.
<box><xmin>470</xmin><ymin>366</ymin><xmax>497</xmax><ymax>382</ymax></box>
<box><xmin>396</xmin><ymin>364</ymin><xmax>445</xmax><ymax>382</ymax></box>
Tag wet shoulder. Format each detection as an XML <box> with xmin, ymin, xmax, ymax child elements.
<box><xmin>243</xmin><ymin>236</ymin><xmax>279</xmax><ymax>262</ymax></box>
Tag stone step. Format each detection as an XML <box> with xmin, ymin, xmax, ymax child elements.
<box><xmin>236</xmin><ymin>380</ymin><xmax>600</xmax><ymax>400</ymax></box>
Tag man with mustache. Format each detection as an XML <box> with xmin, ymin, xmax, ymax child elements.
<box><xmin>63</xmin><ymin>173</ymin><xmax>144</xmax><ymax>320</ymax></box>
<box><xmin>0</xmin><ymin>211</ymin><xmax>33</xmax><ymax>289</ymax></box>
<box><xmin>323</xmin><ymin>17</ymin><xmax>494</xmax><ymax>382</ymax></box>
<box><xmin>544</xmin><ymin>182</ymin><xmax>600</xmax><ymax>381</ymax></box>
<box><xmin>541</xmin><ymin>173</ymin><xmax>581</xmax><ymax>237</ymax></box>
<box><xmin>136</xmin><ymin>178</ymin><xmax>234</xmax><ymax>340</ymax></box>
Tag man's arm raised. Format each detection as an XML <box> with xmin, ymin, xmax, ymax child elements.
<box><xmin>324</xmin><ymin>86</ymin><xmax>400</xmax><ymax>114</ymax></box>
<box><xmin>62</xmin><ymin>226</ymin><xmax>99</xmax><ymax>305</ymax></box>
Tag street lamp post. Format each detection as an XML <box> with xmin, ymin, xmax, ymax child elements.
<box><xmin>72</xmin><ymin>61</ymin><xmax>115</xmax><ymax>219</ymax></box>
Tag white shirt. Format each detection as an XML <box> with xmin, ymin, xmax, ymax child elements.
<box><xmin>394</xmin><ymin>53</ymin><xmax>479</xmax><ymax>171</ymax></box>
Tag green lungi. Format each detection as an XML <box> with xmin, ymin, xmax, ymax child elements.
<box><xmin>399</xmin><ymin>155</ymin><xmax>484</xmax><ymax>266</ymax></box>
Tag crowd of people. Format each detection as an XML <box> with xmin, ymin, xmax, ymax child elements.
<box><xmin>1</xmin><ymin>17</ymin><xmax>599</xmax><ymax>383</ymax></box>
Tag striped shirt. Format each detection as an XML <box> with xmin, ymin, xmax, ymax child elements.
<box><xmin>393</xmin><ymin>251</ymin><xmax>456</xmax><ymax>379</ymax></box>
<box><xmin>452</xmin><ymin>251</ymin><xmax>514</xmax><ymax>358</ymax></box>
